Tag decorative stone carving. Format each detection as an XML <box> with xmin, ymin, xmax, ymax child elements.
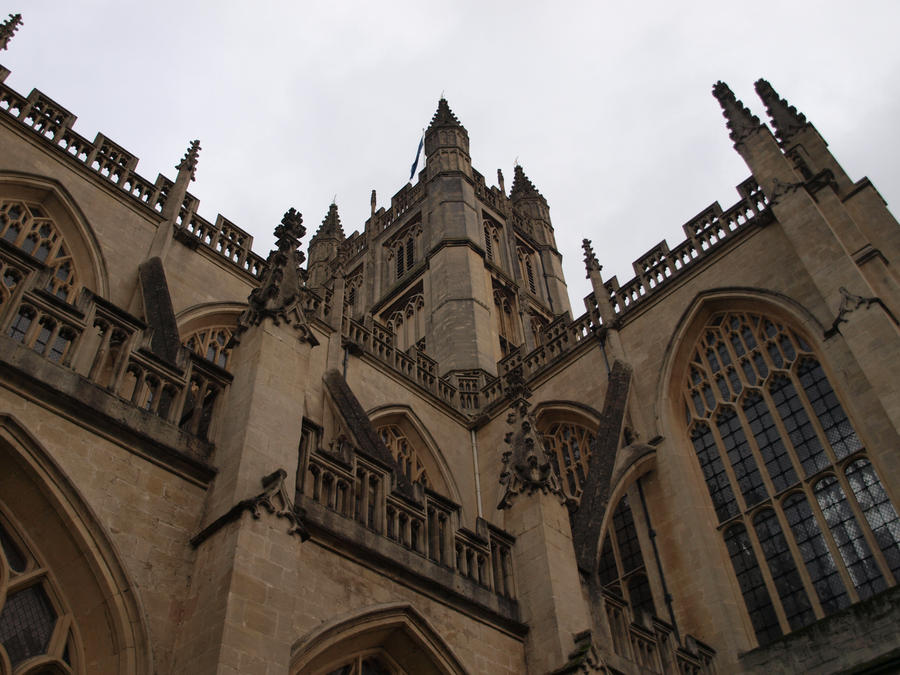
<box><xmin>553</xmin><ymin>631</ymin><xmax>612</xmax><ymax>674</ymax></box>
<box><xmin>176</xmin><ymin>139</ymin><xmax>201</xmax><ymax>181</ymax></box>
<box><xmin>498</xmin><ymin>370</ymin><xmax>565</xmax><ymax>509</ymax></box>
<box><xmin>235</xmin><ymin>208</ymin><xmax>319</xmax><ymax>345</ymax></box>
<box><xmin>582</xmin><ymin>238</ymin><xmax>601</xmax><ymax>277</ymax></box>
<box><xmin>826</xmin><ymin>285</ymin><xmax>879</xmax><ymax>337</ymax></box>
<box><xmin>755</xmin><ymin>78</ymin><xmax>807</xmax><ymax>142</ymax></box>
<box><xmin>191</xmin><ymin>469</ymin><xmax>309</xmax><ymax>546</ymax></box>
<box><xmin>712</xmin><ymin>81</ymin><xmax>761</xmax><ymax>144</ymax></box>
<box><xmin>0</xmin><ymin>13</ymin><xmax>22</xmax><ymax>51</ymax></box>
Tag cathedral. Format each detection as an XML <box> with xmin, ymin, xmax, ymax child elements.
<box><xmin>1</xmin><ymin>13</ymin><xmax>899</xmax><ymax>674</ymax></box>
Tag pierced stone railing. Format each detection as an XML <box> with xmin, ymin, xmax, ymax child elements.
<box><xmin>601</xmin><ymin>590</ymin><xmax>716</xmax><ymax>675</ymax></box>
<box><xmin>0</xmin><ymin>68</ymin><xmax>265</xmax><ymax>279</ymax></box>
<box><xmin>367</xmin><ymin>181</ymin><xmax>427</xmax><ymax>235</ymax></box>
<box><xmin>0</xmin><ymin>247</ymin><xmax>231</xmax><ymax>443</ymax></box>
<box><xmin>604</xmin><ymin>176</ymin><xmax>769</xmax><ymax>316</ymax></box>
<box><xmin>301</xmin><ymin>446</ymin><xmax>516</xmax><ymax>600</ymax></box>
<box><xmin>473</xmin><ymin>169</ymin><xmax>507</xmax><ymax>215</ymax></box>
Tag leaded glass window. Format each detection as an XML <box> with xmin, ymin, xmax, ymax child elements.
<box><xmin>597</xmin><ymin>494</ymin><xmax>655</xmax><ymax>617</ymax></box>
<box><xmin>683</xmin><ymin>310</ymin><xmax>899</xmax><ymax>646</ymax></box>
<box><xmin>542</xmin><ymin>422</ymin><xmax>595</xmax><ymax>499</ymax></box>
<box><xmin>183</xmin><ymin>325</ymin><xmax>234</xmax><ymax>369</ymax></box>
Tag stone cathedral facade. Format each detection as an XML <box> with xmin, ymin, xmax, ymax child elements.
<box><xmin>1</xmin><ymin>14</ymin><xmax>899</xmax><ymax>675</ymax></box>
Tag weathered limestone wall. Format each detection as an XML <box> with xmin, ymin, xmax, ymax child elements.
<box><xmin>0</xmin><ymin>385</ymin><xmax>207</xmax><ymax>673</ymax></box>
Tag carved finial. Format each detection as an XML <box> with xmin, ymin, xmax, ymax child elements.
<box><xmin>235</xmin><ymin>208</ymin><xmax>318</xmax><ymax>345</ymax></box>
<box><xmin>509</xmin><ymin>164</ymin><xmax>545</xmax><ymax>203</ymax></box>
<box><xmin>0</xmin><ymin>13</ymin><xmax>22</xmax><ymax>51</ymax></box>
<box><xmin>712</xmin><ymin>81</ymin><xmax>761</xmax><ymax>145</ymax></box>
<box><xmin>370</xmin><ymin>189</ymin><xmax>376</xmax><ymax>216</ymax></box>
<box><xmin>582</xmin><ymin>239</ymin><xmax>602</xmax><ymax>278</ymax></box>
<box><xmin>497</xmin><ymin>371</ymin><xmax>565</xmax><ymax>509</ymax></box>
<box><xmin>176</xmin><ymin>139</ymin><xmax>201</xmax><ymax>181</ymax></box>
<box><xmin>497</xmin><ymin>168</ymin><xmax>506</xmax><ymax>195</ymax></box>
<box><xmin>754</xmin><ymin>78</ymin><xmax>808</xmax><ymax>143</ymax></box>
<box><xmin>427</xmin><ymin>98</ymin><xmax>463</xmax><ymax>130</ymax></box>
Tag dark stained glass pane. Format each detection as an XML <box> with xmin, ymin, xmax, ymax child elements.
<box><xmin>627</xmin><ymin>574</ymin><xmax>655</xmax><ymax>617</ymax></box>
<box><xmin>797</xmin><ymin>359</ymin><xmax>863</xmax><ymax>460</ymax></box>
<box><xmin>691</xmin><ymin>424</ymin><xmax>739</xmax><ymax>521</ymax></box>
<box><xmin>846</xmin><ymin>460</ymin><xmax>900</xmax><ymax>583</ymax></box>
<box><xmin>613</xmin><ymin>496</ymin><xmax>644</xmax><ymax>574</ymax></box>
<box><xmin>598</xmin><ymin>535</ymin><xmax>618</xmax><ymax>587</ymax></box>
<box><xmin>753</xmin><ymin>509</ymin><xmax>814</xmax><ymax>630</ymax></box>
<box><xmin>0</xmin><ymin>522</ymin><xmax>26</xmax><ymax>573</ymax></box>
<box><xmin>769</xmin><ymin>375</ymin><xmax>829</xmax><ymax>476</ymax></box>
<box><xmin>782</xmin><ymin>493</ymin><xmax>849</xmax><ymax>614</ymax></box>
<box><xmin>724</xmin><ymin>525</ymin><xmax>781</xmax><ymax>646</ymax></box>
<box><xmin>742</xmin><ymin>392</ymin><xmax>798</xmax><ymax>493</ymax></box>
<box><xmin>0</xmin><ymin>584</ymin><xmax>57</xmax><ymax>667</ymax></box>
<box><xmin>814</xmin><ymin>476</ymin><xmax>885</xmax><ymax>600</ymax></box>
<box><xmin>716</xmin><ymin>408</ymin><xmax>767</xmax><ymax>508</ymax></box>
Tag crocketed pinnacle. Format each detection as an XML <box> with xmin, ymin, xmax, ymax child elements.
<box><xmin>509</xmin><ymin>164</ymin><xmax>545</xmax><ymax>202</ymax></box>
<box><xmin>175</xmin><ymin>139</ymin><xmax>201</xmax><ymax>181</ymax></box>
<box><xmin>427</xmin><ymin>98</ymin><xmax>463</xmax><ymax>131</ymax></box>
<box><xmin>755</xmin><ymin>78</ymin><xmax>808</xmax><ymax>143</ymax></box>
<box><xmin>0</xmin><ymin>13</ymin><xmax>22</xmax><ymax>51</ymax></box>
<box><xmin>712</xmin><ymin>81</ymin><xmax>761</xmax><ymax>144</ymax></box>
<box><xmin>582</xmin><ymin>238</ymin><xmax>602</xmax><ymax>278</ymax></box>
<box><xmin>313</xmin><ymin>202</ymin><xmax>345</xmax><ymax>240</ymax></box>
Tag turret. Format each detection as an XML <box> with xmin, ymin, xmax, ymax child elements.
<box><xmin>424</xmin><ymin>98</ymin><xmax>472</xmax><ymax>180</ymax></box>
<box><xmin>307</xmin><ymin>203</ymin><xmax>345</xmax><ymax>290</ymax></box>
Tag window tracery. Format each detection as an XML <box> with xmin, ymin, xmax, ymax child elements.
<box><xmin>384</xmin><ymin>293</ymin><xmax>424</xmax><ymax>352</ymax></box>
<box><xmin>542</xmin><ymin>421</ymin><xmax>595</xmax><ymax>500</ymax></box>
<box><xmin>597</xmin><ymin>495</ymin><xmax>655</xmax><ymax>617</ymax></box>
<box><xmin>0</xmin><ymin>512</ymin><xmax>80</xmax><ymax>673</ymax></box>
<box><xmin>183</xmin><ymin>326</ymin><xmax>234</xmax><ymax>369</ymax></box>
<box><xmin>0</xmin><ymin>200</ymin><xmax>78</xmax><ymax>302</ymax></box>
<box><xmin>683</xmin><ymin>310</ymin><xmax>900</xmax><ymax>646</ymax></box>
<box><xmin>376</xmin><ymin>424</ymin><xmax>430</xmax><ymax>488</ymax></box>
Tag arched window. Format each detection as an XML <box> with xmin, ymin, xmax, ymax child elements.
<box><xmin>183</xmin><ymin>326</ymin><xmax>234</xmax><ymax>369</ymax></box>
<box><xmin>684</xmin><ymin>310</ymin><xmax>900</xmax><ymax>646</ymax></box>
<box><xmin>0</xmin><ymin>200</ymin><xmax>79</xmax><ymax>302</ymax></box>
<box><xmin>0</xmin><ymin>511</ymin><xmax>81</xmax><ymax>672</ymax></box>
<box><xmin>377</xmin><ymin>424</ymin><xmax>430</xmax><ymax>488</ymax></box>
<box><xmin>597</xmin><ymin>495</ymin><xmax>655</xmax><ymax>617</ymax></box>
<box><xmin>542</xmin><ymin>421</ymin><xmax>595</xmax><ymax>500</ymax></box>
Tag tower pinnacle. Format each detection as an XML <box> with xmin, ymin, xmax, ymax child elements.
<box><xmin>0</xmin><ymin>13</ymin><xmax>22</xmax><ymax>51</ymax></box>
<box><xmin>427</xmin><ymin>98</ymin><xmax>463</xmax><ymax>131</ymax></box>
<box><xmin>176</xmin><ymin>139</ymin><xmax>201</xmax><ymax>181</ymax></box>
<box><xmin>509</xmin><ymin>165</ymin><xmax>545</xmax><ymax>203</ymax></box>
<box><xmin>754</xmin><ymin>78</ymin><xmax>808</xmax><ymax>143</ymax></box>
<box><xmin>314</xmin><ymin>202</ymin><xmax>344</xmax><ymax>240</ymax></box>
<box><xmin>712</xmin><ymin>81</ymin><xmax>761</xmax><ymax>145</ymax></box>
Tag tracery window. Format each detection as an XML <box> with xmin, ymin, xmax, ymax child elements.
<box><xmin>684</xmin><ymin>310</ymin><xmax>900</xmax><ymax>646</ymax></box>
<box><xmin>322</xmin><ymin>653</ymin><xmax>403</xmax><ymax>675</ymax></box>
<box><xmin>516</xmin><ymin>245</ymin><xmax>538</xmax><ymax>295</ymax></box>
<box><xmin>492</xmin><ymin>287</ymin><xmax>518</xmax><ymax>357</ymax></box>
<box><xmin>183</xmin><ymin>326</ymin><xmax>234</xmax><ymax>369</ymax></box>
<box><xmin>384</xmin><ymin>293</ymin><xmax>424</xmax><ymax>352</ymax></box>
<box><xmin>598</xmin><ymin>494</ymin><xmax>655</xmax><ymax>617</ymax></box>
<box><xmin>0</xmin><ymin>512</ymin><xmax>80</xmax><ymax>673</ymax></box>
<box><xmin>0</xmin><ymin>200</ymin><xmax>79</xmax><ymax>302</ymax></box>
<box><xmin>543</xmin><ymin>422</ymin><xmax>595</xmax><ymax>500</ymax></box>
<box><xmin>377</xmin><ymin>424</ymin><xmax>430</xmax><ymax>488</ymax></box>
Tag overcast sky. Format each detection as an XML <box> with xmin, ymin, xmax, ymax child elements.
<box><xmin>3</xmin><ymin>2</ymin><xmax>899</xmax><ymax>311</ymax></box>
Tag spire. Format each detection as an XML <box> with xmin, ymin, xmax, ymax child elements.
<box><xmin>754</xmin><ymin>78</ymin><xmax>808</xmax><ymax>143</ymax></box>
<box><xmin>0</xmin><ymin>13</ymin><xmax>22</xmax><ymax>51</ymax></box>
<box><xmin>509</xmin><ymin>164</ymin><xmax>545</xmax><ymax>203</ymax></box>
<box><xmin>314</xmin><ymin>202</ymin><xmax>345</xmax><ymax>240</ymax></box>
<box><xmin>427</xmin><ymin>98</ymin><xmax>463</xmax><ymax>131</ymax></box>
<box><xmin>712</xmin><ymin>81</ymin><xmax>761</xmax><ymax>145</ymax></box>
<box><xmin>175</xmin><ymin>139</ymin><xmax>201</xmax><ymax>181</ymax></box>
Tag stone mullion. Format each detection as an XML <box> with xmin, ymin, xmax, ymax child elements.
<box><xmin>743</xmin><ymin>511</ymin><xmax>793</xmax><ymax>636</ymax></box>
<box><xmin>734</xmin><ymin>397</ymin><xmax>778</xmax><ymax>501</ymax></box>
<box><xmin>707</xmin><ymin>413</ymin><xmax>753</xmax><ymax>515</ymax></box>
<box><xmin>804</xmin><ymin>479</ymin><xmax>862</xmax><ymax>604</ymax></box>
<box><xmin>785</xmin><ymin>362</ymin><xmax>841</xmax><ymax>468</ymax></box>
<box><xmin>757</xmin><ymin>383</ymin><xmax>808</xmax><ymax>487</ymax></box>
<box><xmin>771</xmin><ymin>496</ymin><xmax>826</xmax><ymax>619</ymax></box>
<box><xmin>834</xmin><ymin>462</ymin><xmax>896</xmax><ymax>588</ymax></box>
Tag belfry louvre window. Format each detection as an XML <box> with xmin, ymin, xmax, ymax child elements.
<box><xmin>684</xmin><ymin>311</ymin><xmax>900</xmax><ymax>646</ymax></box>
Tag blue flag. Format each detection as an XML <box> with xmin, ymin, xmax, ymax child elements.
<box><xmin>409</xmin><ymin>130</ymin><xmax>424</xmax><ymax>181</ymax></box>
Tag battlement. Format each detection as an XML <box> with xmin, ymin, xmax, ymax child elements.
<box><xmin>0</xmin><ymin>65</ymin><xmax>265</xmax><ymax>278</ymax></box>
<box><xmin>602</xmin><ymin>176</ymin><xmax>769</xmax><ymax>316</ymax></box>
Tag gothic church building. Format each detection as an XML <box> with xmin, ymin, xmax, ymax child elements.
<box><xmin>0</xmin><ymin>14</ymin><xmax>899</xmax><ymax>675</ymax></box>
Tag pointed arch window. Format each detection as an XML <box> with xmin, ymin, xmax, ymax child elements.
<box><xmin>683</xmin><ymin>310</ymin><xmax>900</xmax><ymax>646</ymax></box>
<box><xmin>0</xmin><ymin>200</ymin><xmax>79</xmax><ymax>302</ymax></box>
<box><xmin>597</xmin><ymin>495</ymin><xmax>655</xmax><ymax>617</ymax></box>
<box><xmin>0</xmin><ymin>512</ymin><xmax>81</xmax><ymax>672</ymax></box>
<box><xmin>183</xmin><ymin>325</ymin><xmax>234</xmax><ymax>369</ymax></box>
<box><xmin>377</xmin><ymin>424</ymin><xmax>430</xmax><ymax>488</ymax></box>
<box><xmin>542</xmin><ymin>421</ymin><xmax>595</xmax><ymax>500</ymax></box>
